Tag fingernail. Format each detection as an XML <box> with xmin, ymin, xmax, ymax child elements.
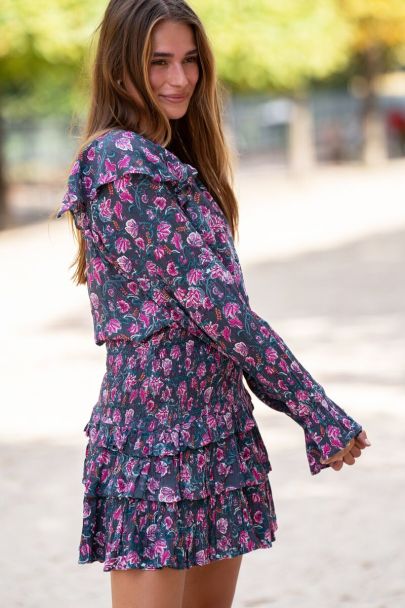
<box><xmin>365</xmin><ymin>439</ymin><xmax>371</xmax><ymax>446</ymax></box>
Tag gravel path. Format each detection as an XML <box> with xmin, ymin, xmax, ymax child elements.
<box><xmin>1</xmin><ymin>161</ymin><xmax>404</xmax><ymax>607</ymax></box>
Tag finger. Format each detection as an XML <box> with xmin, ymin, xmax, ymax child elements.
<box><xmin>323</xmin><ymin>435</ymin><xmax>365</xmax><ymax>465</ymax></box>
<box><xmin>355</xmin><ymin>431</ymin><xmax>371</xmax><ymax>447</ymax></box>
<box><xmin>321</xmin><ymin>455</ymin><xmax>337</xmax><ymax>464</ymax></box>
<box><xmin>343</xmin><ymin>452</ymin><xmax>355</xmax><ymax>465</ymax></box>
<box><xmin>322</xmin><ymin>452</ymin><xmax>346</xmax><ymax>465</ymax></box>
<box><xmin>350</xmin><ymin>446</ymin><xmax>362</xmax><ymax>458</ymax></box>
<box><xmin>321</xmin><ymin>447</ymin><xmax>349</xmax><ymax>464</ymax></box>
<box><xmin>336</xmin><ymin>440</ymin><xmax>355</xmax><ymax>461</ymax></box>
<box><xmin>321</xmin><ymin>437</ymin><xmax>355</xmax><ymax>464</ymax></box>
<box><xmin>331</xmin><ymin>460</ymin><xmax>343</xmax><ymax>471</ymax></box>
<box><xmin>354</xmin><ymin>439</ymin><xmax>369</xmax><ymax>451</ymax></box>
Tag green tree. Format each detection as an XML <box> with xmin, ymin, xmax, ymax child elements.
<box><xmin>340</xmin><ymin>0</ymin><xmax>405</xmax><ymax>163</ymax></box>
<box><xmin>0</xmin><ymin>0</ymin><xmax>100</xmax><ymax>226</ymax></box>
<box><xmin>191</xmin><ymin>0</ymin><xmax>354</xmax><ymax>171</ymax></box>
<box><xmin>2</xmin><ymin>0</ymin><xmax>405</xmax><ymax>225</ymax></box>
<box><xmin>191</xmin><ymin>0</ymin><xmax>352</xmax><ymax>91</ymax></box>
<box><xmin>192</xmin><ymin>0</ymin><xmax>405</xmax><ymax>166</ymax></box>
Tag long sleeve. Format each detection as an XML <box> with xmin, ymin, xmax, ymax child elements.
<box><xmin>85</xmin><ymin>167</ymin><xmax>362</xmax><ymax>475</ymax></box>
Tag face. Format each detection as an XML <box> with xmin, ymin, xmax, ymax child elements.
<box><xmin>148</xmin><ymin>20</ymin><xmax>200</xmax><ymax>119</ymax></box>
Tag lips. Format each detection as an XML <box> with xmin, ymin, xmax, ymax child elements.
<box><xmin>160</xmin><ymin>95</ymin><xmax>187</xmax><ymax>102</ymax></box>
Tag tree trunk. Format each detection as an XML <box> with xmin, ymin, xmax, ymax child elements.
<box><xmin>361</xmin><ymin>44</ymin><xmax>387</xmax><ymax>165</ymax></box>
<box><xmin>0</xmin><ymin>109</ymin><xmax>9</xmax><ymax>230</ymax></box>
<box><xmin>288</xmin><ymin>90</ymin><xmax>315</xmax><ymax>175</ymax></box>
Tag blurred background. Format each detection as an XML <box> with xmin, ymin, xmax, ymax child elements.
<box><xmin>1</xmin><ymin>1</ymin><xmax>404</xmax><ymax>607</ymax></box>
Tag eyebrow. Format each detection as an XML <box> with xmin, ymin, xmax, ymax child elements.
<box><xmin>152</xmin><ymin>48</ymin><xmax>198</xmax><ymax>58</ymax></box>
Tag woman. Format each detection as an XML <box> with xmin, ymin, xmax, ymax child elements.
<box><xmin>55</xmin><ymin>1</ymin><xmax>371</xmax><ymax>607</ymax></box>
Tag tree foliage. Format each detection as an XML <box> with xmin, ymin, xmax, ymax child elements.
<box><xmin>0</xmin><ymin>0</ymin><xmax>101</xmax><ymax>118</ymax></box>
<box><xmin>0</xmin><ymin>0</ymin><xmax>404</xmax><ymax>116</ymax></box>
<box><xmin>190</xmin><ymin>0</ymin><xmax>353</xmax><ymax>92</ymax></box>
<box><xmin>341</xmin><ymin>0</ymin><xmax>405</xmax><ymax>52</ymax></box>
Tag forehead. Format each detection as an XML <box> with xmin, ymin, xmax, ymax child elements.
<box><xmin>151</xmin><ymin>19</ymin><xmax>196</xmax><ymax>52</ymax></box>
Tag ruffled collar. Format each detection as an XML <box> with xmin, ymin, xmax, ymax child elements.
<box><xmin>56</xmin><ymin>128</ymin><xmax>199</xmax><ymax>220</ymax></box>
<box><xmin>92</xmin><ymin>129</ymin><xmax>199</xmax><ymax>188</ymax></box>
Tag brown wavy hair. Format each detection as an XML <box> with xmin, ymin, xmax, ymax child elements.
<box><xmin>53</xmin><ymin>0</ymin><xmax>240</xmax><ymax>285</ymax></box>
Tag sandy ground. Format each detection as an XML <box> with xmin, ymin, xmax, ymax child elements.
<box><xmin>1</xmin><ymin>160</ymin><xmax>404</xmax><ymax>607</ymax></box>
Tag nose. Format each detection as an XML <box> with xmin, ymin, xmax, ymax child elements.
<box><xmin>167</xmin><ymin>62</ymin><xmax>188</xmax><ymax>87</ymax></box>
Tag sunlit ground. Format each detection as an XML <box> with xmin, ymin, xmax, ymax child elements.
<box><xmin>1</xmin><ymin>160</ymin><xmax>404</xmax><ymax>607</ymax></box>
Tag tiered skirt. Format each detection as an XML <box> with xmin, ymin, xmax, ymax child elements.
<box><xmin>78</xmin><ymin>331</ymin><xmax>278</xmax><ymax>570</ymax></box>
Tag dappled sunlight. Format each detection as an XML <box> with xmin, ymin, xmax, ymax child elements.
<box><xmin>236</xmin><ymin>160</ymin><xmax>405</xmax><ymax>264</ymax></box>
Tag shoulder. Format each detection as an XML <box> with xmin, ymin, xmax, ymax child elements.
<box><xmin>57</xmin><ymin>128</ymin><xmax>198</xmax><ymax>219</ymax></box>
<box><xmin>81</xmin><ymin>129</ymin><xmax>173</xmax><ymax>196</ymax></box>
<box><xmin>83</xmin><ymin>129</ymin><xmax>198</xmax><ymax>197</ymax></box>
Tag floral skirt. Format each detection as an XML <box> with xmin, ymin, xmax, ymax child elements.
<box><xmin>78</xmin><ymin>332</ymin><xmax>278</xmax><ymax>571</ymax></box>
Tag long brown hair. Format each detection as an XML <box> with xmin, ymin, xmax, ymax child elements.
<box><xmin>55</xmin><ymin>0</ymin><xmax>240</xmax><ymax>285</ymax></box>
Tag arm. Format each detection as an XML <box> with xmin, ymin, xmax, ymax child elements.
<box><xmin>87</xmin><ymin>170</ymin><xmax>362</xmax><ymax>475</ymax></box>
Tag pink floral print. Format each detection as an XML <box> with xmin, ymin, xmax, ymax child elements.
<box><xmin>57</xmin><ymin>128</ymin><xmax>362</xmax><ymax>570</ymax></box>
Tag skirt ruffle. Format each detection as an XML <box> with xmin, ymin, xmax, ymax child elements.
<box><xmin>78</xmin><ymin>413</ymin><xmax>278</xmax><ymax>570</ymax></box>
<box><xmin>82</xmin><ymin>424</ymin><xmax>271</xmax><ymax>502</ymax></box>
<box><xmin>78</xmin><ymin>335</ymin><xmax>279</xmax><ymax>570</ymax></box>
<box><xmin>82</xmin><ymin>395</ymin><xmax>258</xmax><ymax>458</ymax></box>
<box><xmin>78</xmin><ymin>479</ymin><xmax>278</xmax><ymax>571</ymax></box>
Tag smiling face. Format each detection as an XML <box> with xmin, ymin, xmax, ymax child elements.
<box><xmin>148</xmin><ymin>20</ymin><xmax>200</xmax><ymax>120</ymax></box>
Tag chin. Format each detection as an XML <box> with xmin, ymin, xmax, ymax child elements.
<box><xmin>169</xmin><ymin>114</ymin><xmax>187</xmax><ymax>121</ymax></box>
<box><xmin>166</xmin><ymin>108</ymin><xmax>188</xmax><ymax>120</ymax></box>
<box><xmin>158</xmin><ymin>100</ymin><xmax>190</xmax><ymax>121</ymax></box>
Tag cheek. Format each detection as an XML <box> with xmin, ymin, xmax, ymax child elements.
<box><xmin>149</xmin><ymin>69</ymin><xmax>164</xmax><ymax>91</ymax></box>
<box><xmin>188</xmin><ymin>65</ymin><xmax>200</xmax><ymax>88</ymax></box>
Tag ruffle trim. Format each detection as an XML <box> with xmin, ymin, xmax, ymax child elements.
<box><xmin>304</xmin><ymin>418</ymin><xmax>363</xmax><ymax>476</ymax></box>
<box><xmin>242</xmin><ymin>368</ymin><xmax>363</xmax><ymax>476</ymax></box>
<box><xmin>87</xmin><ymin>128</ymin><xmax>198</xmax><ymax>192</ymax></box>
<box><xmin>55</xmin><ymin>161</ymin><xmax>89</xmax><ymax>231</ymax></box>
<box><xmin>78</xmin><ymin>479</ymin><xmax>278</xmax><ymax>571</ymax></box>
<box><xmin>83</xmin><ymin>401</ymin><xmax>258</xmax><ymax>459</ymax></box>
<box><xmin>56</xmin><ymin>128</ymin><xmax>198</xmax><ymax>222</ymax></box>
<box><xmin>82</xmin><ymin>424</ymin><xmax>271</xmax><ymax>502</ymax></box>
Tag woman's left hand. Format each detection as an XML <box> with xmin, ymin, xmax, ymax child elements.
<box><xmin>320</xmin><ymin>430</ymin><xmax>371</xmax><ymax>471</ymax></box>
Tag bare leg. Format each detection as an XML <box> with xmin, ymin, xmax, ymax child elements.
<box><xmin>110</xmin><ymin>567</ymin><xmax>187</xmax><ymax>608</ymax></box>
<box><xmin>181</xmin><ymin>555</ymin><xmax>243</xmax><ymax>608</ymax></box>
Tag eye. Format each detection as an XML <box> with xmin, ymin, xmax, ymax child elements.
<box><xmin>151</xmin><ymin>57</ymin><xmax>199</xmax><ymax>66</ymax></box>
